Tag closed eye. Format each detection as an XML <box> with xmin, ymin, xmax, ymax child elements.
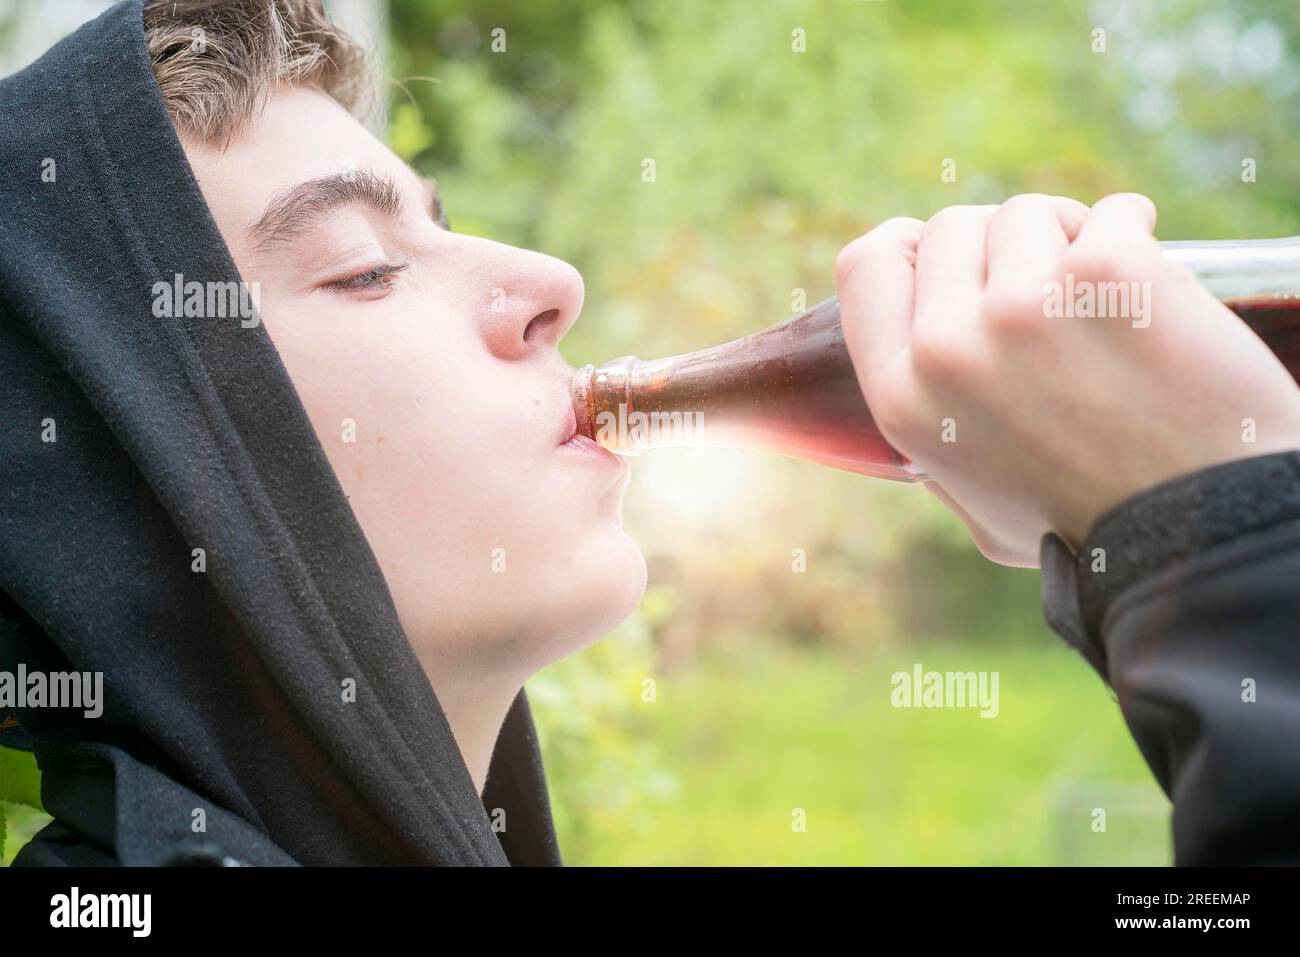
<box><xmin>325</xmin><ymin>262</ymin><xmax>409</xmax><ymax>293</ymax></box>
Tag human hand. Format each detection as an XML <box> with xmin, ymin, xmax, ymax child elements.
<box><xmin>835</xmin><ymin>193</ymin><xmax>1300</xmax><ymax>566</ymax></box>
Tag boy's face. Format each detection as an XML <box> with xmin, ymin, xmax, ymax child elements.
<box><xmin>181</xmin><ymin>85</ymin><xmax>645</xmax><ymax>678</ymax></box>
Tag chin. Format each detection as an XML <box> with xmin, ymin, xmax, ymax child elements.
<box><xmin>533</xmin><ymin>523</ymin><xmax>646</xmax><ymax>663</ymax></box>
<box><xmin>581</xmin><ymin>522</ymin><xmax>648</xmax><ymax>637</ymax></box>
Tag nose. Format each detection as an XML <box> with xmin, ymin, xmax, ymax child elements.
<box><xmin>472</xmin><ymin>240</ymin><xmax>585</xmax><ymax>362</ymax></box>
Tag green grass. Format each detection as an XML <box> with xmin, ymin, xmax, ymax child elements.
<box><xmin>558</xmin><ymin>639</ymin><xmax>1172</xmax><ymax>865</ymax></box>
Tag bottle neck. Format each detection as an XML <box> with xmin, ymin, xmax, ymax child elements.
<box><xmin>572</xmin><ymin>358</ymin><xmax>636</xmax><ymax>448</ymax></box>
<box><xmin>1159</xmin><ymin>235</ymin><xmax>1300</xmax><ymax>300</ymax></box>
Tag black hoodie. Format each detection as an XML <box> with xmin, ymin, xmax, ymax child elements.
<box><xmin>0</xmin><ymin>0</ymin><xmax>560</xmax><ymax>866</ymax></box>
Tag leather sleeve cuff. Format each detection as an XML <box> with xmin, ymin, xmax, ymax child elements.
<box><xmin>1041</xmin><ymin>449</ymin><xmax>1300</xmax><ymax>683</ymax></box>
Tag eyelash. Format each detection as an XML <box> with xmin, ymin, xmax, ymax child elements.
<box><xmin>325</xmin><ymin>262</ymin><xmax>409</xmax><ymax>292</ymax></box>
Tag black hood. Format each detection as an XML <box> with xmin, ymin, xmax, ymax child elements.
<box><xmin>0</xmin><ymin>0</ymin><xmax>560</xmax><ymax>866</ymax></box>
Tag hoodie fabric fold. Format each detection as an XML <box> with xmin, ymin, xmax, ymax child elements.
<box><xmin>0</xmin><ymin>0</ymin><xmax>560</xmax><ymax>866</ymax></box>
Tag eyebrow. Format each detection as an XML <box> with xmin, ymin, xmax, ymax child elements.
<box><xmin>248</xmin><ymin>169</ymin><xmax>448</xmax><ymax>251</ymax></box>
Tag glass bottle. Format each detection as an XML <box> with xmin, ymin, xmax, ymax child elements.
<box><xmin>571</xmin><ymin>236</ymin><xmax>1300</xmax><ymax>482</ymax></box>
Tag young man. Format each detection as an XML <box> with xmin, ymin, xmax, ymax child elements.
<box><xmin>1</xmin><ymin>0</ymin><xmax>1295</xmax><ymax>866</ymax></box>
<box><xmin>1</xmin><ymin>0</ymin><xmax>640</xmax><ymax>866</ymax></box>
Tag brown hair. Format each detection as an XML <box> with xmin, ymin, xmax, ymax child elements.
<box><xmin>142</xmin><ymin>0</ymin><xmax>369</xmax><ymax>147</ymax></box>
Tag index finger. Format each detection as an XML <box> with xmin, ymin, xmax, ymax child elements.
<box><xmin>835</xmin><ymin>216</ymin><xmax>925</xmax><ymax>374</ymax></box>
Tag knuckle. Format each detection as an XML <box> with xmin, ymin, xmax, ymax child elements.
<box><xmin>924</xmin><ymin>203</ymin><xmax>990</xmax><ymax>233</ymax></box>
<box><xmin>999</xmin><ymin>192</ymin><xmax>1053</xmax><ymax>214</ymax></box>
<box><xmin>834</xmin><ymin>237</ymin><xmax>869</xmax><ymax>286</ymax></box>
<box><xmin>910</xmin><ymin>331</ymin><xmax>970</xmax><ymax>380</ymax></box>
<box><xmin>1065</xmin><ymin>234</ymin><xmax>1161</xmax><ymax>283</ymax></box>
<box><xmin>1107</xmin><ymin>190</ymin><xmax>1157</xmax><ymax>216</ymax></box>
<box><xmin>1061</xmin><ymin>243</ymin><xmax>1124</xmax><ymax>283</ymax></box>
<box><xmin>923</xmin><ymin>205</ymin><xmax>965</xmax><ymax>233</ymax></box>
<box><xmin>981</xmin><ymin>280</ymin><xmax>1049</xmax><ymax>333</ymax></box>
<box><xmin>882</xmin><ymin>215</ymin><xmax>926</xmax><ymax>232</ymax></box>
<box><xmin>832</xmin><ymin>237</ymin><xmax>863</xmax><ymax>283</ymax></box>
<box><xmin>835</xmin><ymin>217</ymin><xmax>923</xmax><ymax>286</ymax></box>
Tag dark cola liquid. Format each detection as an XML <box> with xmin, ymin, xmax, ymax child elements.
<box><xmin>575</xmin><ymin>298</ymin><xmax>919</xmax><ymax>481</ymax></box>
<box><xmin>1227</xmin><ymin>294</ymin><xmax>1300</xmax><ymax>384</ymax></box>
<box><xmin>573</xmin><ymin>293</ymin><xmax>1300</xmax><ymax>483</ymax></box>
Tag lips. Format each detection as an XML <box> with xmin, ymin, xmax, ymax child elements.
<box><xmin>554</xmin><ymin>366</ymin><xmax>626</xmax><ymax>474</ymax></box>
<box><xmin>557</xmin><ymin>394</ymin><xmax>579</xmax><ymax>446</ymax></box>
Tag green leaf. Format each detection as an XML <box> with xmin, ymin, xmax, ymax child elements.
<box><xmin>0</xmin><ymin>746</ymin><xmax>43</xmax><ymax>811</ymax></box>
<box><xmin>1</xmin><ymin>801</ymin><xmax>54</xmax><ymax>866</ymax></box>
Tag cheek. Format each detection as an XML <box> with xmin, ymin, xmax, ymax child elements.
<box><xmin>260</xmin><ymin>297</ymin><xmax>642</xmax><ymax>645</ymax></box>
<box><xmin>259</xmin><ymin>299</ymin><xmax>485</xmax><ymax>533</ymax></box>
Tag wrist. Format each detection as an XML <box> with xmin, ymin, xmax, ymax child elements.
<box><xmin>1072</xmin><ymin>449</ymin><xmax>1300</xmax><ymax>639</ymax></box>
<box><xmin>1063</xmin><ymin>428</ymin><xmax>1300</xmax><ymax>549</ymax></box>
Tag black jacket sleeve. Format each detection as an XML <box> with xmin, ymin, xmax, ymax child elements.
<box><xmin>1040</xmin><ymin>450</ymin><xmax>1300</xmax><ymax>866</ymax></box>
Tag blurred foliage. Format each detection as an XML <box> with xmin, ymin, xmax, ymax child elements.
<box><xmin>578</xmin><ymin>640</ymin><xmax>1170</xmax><ymax>865</ymax></box>
<box><xmin>387</xmin><ymin>0</ymin><xmax>1299</xmax><ymax>863</ymax></box>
